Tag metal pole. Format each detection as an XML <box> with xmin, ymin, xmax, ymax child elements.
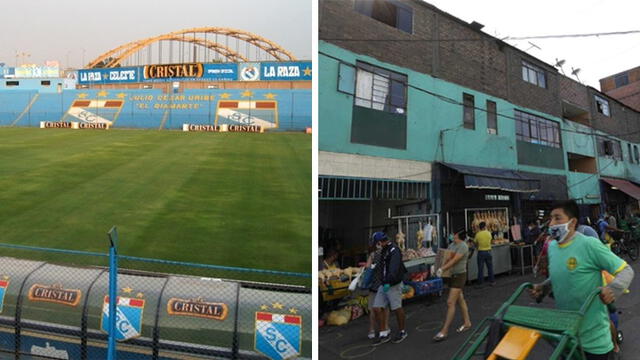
<box><xmin>107</xmin><ymin>226</ymin><xmax>118</xmax><ymax>360</ymax></box>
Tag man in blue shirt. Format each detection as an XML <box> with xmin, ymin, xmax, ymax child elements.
<box><xmin>597</xmin><ymin>215</ymin><xmax>609</xmax><ymax>242</ymax></box>
<box><xmin>577</xmin><ymin>217</ymin><xmax>599</xmax><ymax>239</ymax></box>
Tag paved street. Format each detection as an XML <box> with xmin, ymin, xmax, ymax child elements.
<box><xmin>319</xmin><ymin>261</ymin><xmax>640</xmax><ymax>359</ymax></box>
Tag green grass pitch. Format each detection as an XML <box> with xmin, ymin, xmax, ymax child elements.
<box><xmin>0</xmin><ymin>128</ymin><xmax>311</xmax><ymax>278</ymax></box>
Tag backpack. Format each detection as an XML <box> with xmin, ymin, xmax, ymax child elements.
<box><xmin>386</xmin><ymin>246</ymin><xmax>407</xmax><ymax>285</ymax></box>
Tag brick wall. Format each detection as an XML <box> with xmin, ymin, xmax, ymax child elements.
<box><xmin>320</xmin><ymin>0</ymin><xmax>435</xmax><ymax>75</ymax></box>
<box><xmin>600</xmin><ymin>66</ymin><xmax>640</xmax><ymax>92</ymax></box>
<box><xmin>604</xmin><ymin>83</ymin><xmax>640</xmax><ymax>112</ymax></box>
<box><xmin>505</xmin><ymin>48</ymin><xmax>561</xmax><ymax>117</ymax></box>
<box><xmin>320</xmin><ymin>0</ymin><xmax>556</xmax><ymax>114</ymax></box>
<box><xmin>320</xmin><ymin>0</ymin><xmax>640</xmax><ymax>144</ymax></box>
<box><xmin>434</xmin><ymin>10</ymin><xmax>508</xmax><ymax>98</ymax></box>
<box><xmin>588</xmin><ymin>88</ymin><xmax>640</xmax><ymax>143</ymax></box>
<box><xmin>320</xmin><ymin>0</ymin><xmax>508</xmax><ymax>98</ymax></box>
<box><xmin>559</xmin><ymin>76</ymin><xmax>589</xmax><ymax>110</ymax></box>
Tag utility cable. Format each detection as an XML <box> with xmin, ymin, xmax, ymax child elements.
<box><xmin>320</xmin><ymin>51</ymin><xmax>640</xmax><ymax>141</ymax></box>
<box><xmin>320</xmin><ymin>30</ymin><xmax>640</xmax><ymax>43</ymax></box>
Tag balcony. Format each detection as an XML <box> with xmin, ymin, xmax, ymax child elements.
<box><xmin>562</xmin><ymin>100</ymin><xmax>590</xmax><ymax>126</ymax></box>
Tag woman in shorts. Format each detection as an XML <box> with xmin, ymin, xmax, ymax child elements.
<box><xmin>433</xmin><ymin>229</ymin><xmax>472</xmax><ymax>341</ymax></box>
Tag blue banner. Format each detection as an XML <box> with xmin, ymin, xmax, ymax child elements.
<box><xmin>78</xmin><ymin>67</ymin><xmax>140</xmax><ymax>84</ymax></box>
<box><xmin>261</xmin><ymin>62</ymin><xmax>312</xmax><ymax>81</ymax></box>
<box><xmin>203</xmin><ymin>63</ymin><xmax>238</xmax><ymax>81</ymax></box>
<box><xmin>77</xmin><ymin>61</ymin><xmax>311</xmax><ymax>84</ymax></box>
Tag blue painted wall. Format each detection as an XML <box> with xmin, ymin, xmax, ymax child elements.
<box><xmin>0</xmin><ymin>78</ymin><xmax>67</xmax><ymax>93</ymax></box>
<box><xmin>0</xmin><ymin>88</ymin><xmax>311</xmax><ymax>131</ymax></box>
<box><xmin>320</xmin><ymin>41</ymin><xmax>519</xmax><ymax>169</ymax></box>
<box><xmin>319</xmin><ymin>41</ymin><xmax>640</xmax><ymax>202</ymax></box>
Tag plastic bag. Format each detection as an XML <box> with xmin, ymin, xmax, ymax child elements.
<box><xmin>358</xmin><ymin>267</ymin><xmax>374</xmax><ymax>289</ymax></box>
<box><xmin>348</xmin><ymin>271</ymin><xmax>361</xmax><ymax>291</ymax></box>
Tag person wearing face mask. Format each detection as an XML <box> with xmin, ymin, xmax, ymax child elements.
<box><xmin>530</xmin><ymin>200</ymin><xmax>634</xmax><ymax>360</ymax></box>
<box><xmin>371</xmin><ymin>231</ymin><xmax>408</xmax><ymax>345</ymax></box>
<box><xmin>597</xmin><ymin>213</ymin><xmax>624</xmax><ymax>246</ymax></box>
<box><xmin>433</xmin><ymin>229</ymin><xmax>472</xmax><ymax>342</ymax></box>
<box><xmin>523</xmin><ymin>220</ymin><xmax>541</xmax><ymax>245</ymax></box>
<box><xmin>365</xmin><ymin>235</ymin><xmax>389</xmax><ymax>340</ymax></box>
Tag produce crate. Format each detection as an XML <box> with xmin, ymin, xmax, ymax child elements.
<box><xmin>320</xmin><ymin>279</ymin><xmax>351</xmax><ymax>301</ymax></box>
<box><xmin>406</xmin><ymin>278</ymin><xmax>443</xmax><ymax>296</ymax></box>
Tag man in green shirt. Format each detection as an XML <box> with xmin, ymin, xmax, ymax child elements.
<box><xmin>531</xmin><ymin>200</ymin><xmax>634</xmax><ymax>359</ymax></box>
<box><xmin>474</xmin><ymin>222</ymin><xmax>494</xmax><ymax>286</ymax></box>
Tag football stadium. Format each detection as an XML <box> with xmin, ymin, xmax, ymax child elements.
<box><xmin>0</xmin><ymin>27</ymin><xmax>311</xmax><ymax>359</ymax></box>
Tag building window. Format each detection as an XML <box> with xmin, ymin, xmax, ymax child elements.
<box><xmin>614</xmin><ymin>73</ymin><xmax>629</xmax><ymax>88</ymax></box>
<box><xmin>635</xmin><ymin>145</ymin><xmax>640</xmax><ymax>165</ymax></box>
<box><xmin>487</xmin><ymin>100</ymin><xmax>497</xmax><ymax>134</ymax></box>
<box><xmin>515</xmin><ymin>110</ymin><xmax>561</xmax><ymax>148</ymax></box>
<box><xmin>521</xmin><ymin>61</ymin><xmax>546</xmax><ymax>88</ymax></box>
<box><xmin>597</xmin><ymin>137</ymin><xmax>623</xmax><ymax>161</ymax></box>
<box><xmin>355</xmin><ymin>0</ymin><xmax>413</xmax><ymax>34</ymax></box>
<box><xmin>628</xmin><ymin>143</ymin><xmax>633</xmax><ymax>163</ymax></box>
<box><xmin>6</xmin><ymin>81</ymin><xmax>19</xmax><ymax>87</ymax></box>
<box><xmin>338</xmin><ymin>63</ymin><xmax>356</xmax><ymax>94</ymax></box>
<box><xmin>594</xmin><ymin>95</ymin><xmax>610</xmax><ymax>116</ymax></box>
<box><xmin>41</xmin><ymin>80</ymin><xmax>51</xmax><ymax>86</ymax></box>
<box><xmin>354</xmin><ymin>61</ymin><xmax>407</xmax><ymax>114</ymax></box>
<box><xmin>463</xmin><ymin>93</ymin><xmax>475</xmax><ymax>129</ymax></box>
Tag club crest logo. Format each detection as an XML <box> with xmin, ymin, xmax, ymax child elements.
<box><xmin>255</xmin><ymin>303</ymin><xmax>302</xmax><ymax>360</ymax></box>
<box><xmin>63</xmin><ymin>92</ymin><xmax>125</xmax><ymax>128</ymax></box>
<box><xmin>215</xmin><ymin>100</ymin><xmax>278</xmax><ymax>129</ymax></box>
<box><xmin>240</xmin><ymin>64</ymin><xmax>260</xmax><ymax>81</ymax></box>
<box><xmin>567</xmin><ymin>257</ymin><xmax>578</xmax><ymax>271</ymax></box>
<box><xmin>0</xmin><ymin>277</ymin><xmax>9</xmax><ymax>314</ymax></box>
<box><xmin>101</xmin><ymin>293</ymin><xmax>145</xmax><ymax>341</ymax></box>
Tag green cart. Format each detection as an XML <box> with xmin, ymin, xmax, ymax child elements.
<box><xmin>452</xmin><ymin>282</ymin><xmax>602</xmax><ymax>360</ymax></box>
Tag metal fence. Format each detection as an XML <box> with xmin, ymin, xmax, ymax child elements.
<box><xmin>0</xmin><ymin>230</ymin><xmax>311</xmax><ymax>360</ymax></box>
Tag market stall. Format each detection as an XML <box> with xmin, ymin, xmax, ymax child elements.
<box><xmin>391</xmin><ymin>213</ymin><xmax>440</xmax><ymax>263</ymax></box>
<box><xmin>464</xmin><ymin>207</ymin><xmax>512</xmax><ymax>281</ymax></box>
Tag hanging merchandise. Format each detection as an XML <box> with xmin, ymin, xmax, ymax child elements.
<box><xmin>392</xmin><ymin>214</ymin><xmax>440</xmax><ymax>260</ymax></box>
<box><xmin>424</xmin><ymin>220</ymin><xmax>435</xmax><ymax>249</ymax></box>
<box><xmin>396</xmin><ymin>222</ymin><xmax>406</xmax><ymax>251</ymax></box>
<box><xmin>416</xmin><ymin>222</ymin><xmax>425</xmax><ymax>249</ymax></box>
<box><xmin>466</xmin><ymin>207</ymin><xmax>510</xmax><ymax>245</ymax></box>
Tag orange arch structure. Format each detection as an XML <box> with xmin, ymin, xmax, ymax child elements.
<box><xmin>87</xmin><ymin>27</ymin><xmax>297</xmax><ymax>68</ymax></box>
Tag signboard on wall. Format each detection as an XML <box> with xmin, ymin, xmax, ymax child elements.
<box><xmin>14</xmin><ymin>65</ymin><xmax>60</xmax><ymax>78</ymax></box>
<box><xmin>77</xmin><ymin>61</ymin><xmax>310</xmax><ymax>84</ymax></box>
<box><xmin>144</xmin><ymin>63</ymin><xmax>203</xmax><ymax>79</ymax></box>
<box><xmin>203</xmin><ymin>63</ymin><xmax>238</xmax><ymax>81</ymax></box>
<box><xmin>78</xmin><ymin>67</ymin><xmax>140</xmax><ymax>84</ymax></box>
<box><xmin>260</xmin><ymin>62</ymin><xmax>312</xmax><ymax>81</ymax></box>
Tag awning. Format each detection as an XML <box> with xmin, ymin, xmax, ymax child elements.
<box><xmin>444</xmin><ymin>163</ymin><xmax>540</xmax><ymax>193</ymax></box>
<box><xmin>518</xmin><ymin>171</ymin><xmax>568</xmax><ymax>201</ymax></box>
<box><xmin>602</xmin><ymin>177</ymin><xmax>640</xmax><ymax>200</ymax></box>
<box><xmin>319</xmin><ymin>176</ymin><xmax>429</xmax><ymax>200</ymax></box>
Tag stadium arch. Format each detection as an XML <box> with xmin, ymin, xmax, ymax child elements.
<box><xmin>87</xmin><ymin>27</ymin><xmax>297</xmax><ymax>68</ymax></box>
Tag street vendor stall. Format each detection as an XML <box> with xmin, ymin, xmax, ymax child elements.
<box><xmin>391</xmin><ymin>213</ymin><xmax>440</xmax><ymax>263</ymax></box>
<box><xmin>464</xmin><ymin>207</ymin><xmax>512</xmax><ymax>280</ymax></box>
<box><xmin>391</xmin><ymin>214</ymin><xmax>441</xmax><ymax>295</ymax></box>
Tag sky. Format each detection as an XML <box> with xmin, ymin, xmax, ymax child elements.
<box><xmin>0</xmin><ymin>0</ymin><xmax>311</xmax><ymax>69</ymax></box>
<box><xmin>424</xmin><ymin>0</ymin><xmax>640</xmax><ymax>89</ymax></box>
